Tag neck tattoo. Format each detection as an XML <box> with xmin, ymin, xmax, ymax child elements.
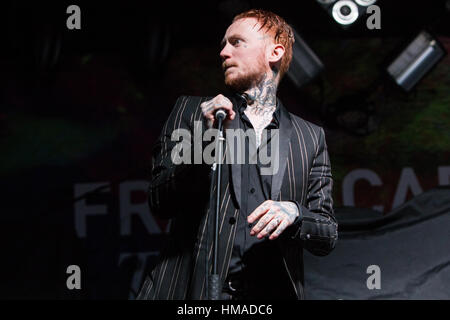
<box><xmin>243</xmin><ymin>70</ymin><xmax>277</xmax><ymax>106</ymax></box>
<box><xmin>241</xmin><ymin>70</ymin><xmax>279</xmax><ymax>148</ymax></box>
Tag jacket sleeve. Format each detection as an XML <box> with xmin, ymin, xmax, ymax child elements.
<box><xmin>148</xmin><ymin>96</ymin><xmax>208</xmax><ymax>219</ymax></box>
<box><xmin>289</xmin><ymin>127</ymin><xmax>338</xmax><ymax>256</ymax></box>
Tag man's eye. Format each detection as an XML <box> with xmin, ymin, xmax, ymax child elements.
<box><xmin>233</xmin><ymin>39</ymin><xmax>242</xmax><ymax>45</ymax></box>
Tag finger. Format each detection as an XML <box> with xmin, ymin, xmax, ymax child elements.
<box><xmin>203</xmin><ymin>98</ymin><xmax>220</xmax><ymax>111</ymax></box>
<box><xmin>250</xmin><ymin>208</ymin><xmax>277</xmax><ymax>236</ymax></box>
<box><xmin>218</xmin><ymin>97</ymin><xmax>235</xmax><ymax>120</ymax></box>
<box><xmin>204</xmin><ymin>96</ymin><xmax>233</xmax><ymax>121</ymax></box>
<box><xmin>221</xmin><ymin>106</ymin><xmax>235</xmax><ymax>121</ymax></box>
<box><xmin>248</xmin><ymin>200</ymin><xmax>273</xmax><ymax>223</ymax></box>
<box><xmin>269</xmin><ymin>219</ymin><xmax>290</xmax><ymax>240</ymax></box>
<box><xmin>257</xmin><ymin>215</ymin><xmax>282</xmax><ymax>239</ymax></box>
<box><xmin>227</xmin><ymin>109</ymin><xmax>236</xmax><ymax>120</ymax></box>
<box><xmin>201</xmin><ymin>101</ymin><xmax>215</xmax><ymax>116</ymax></box>
<box><xmin>212</xmin><ymin>103</ymin><xmax>233</xmax><ymax>119</ymax></box>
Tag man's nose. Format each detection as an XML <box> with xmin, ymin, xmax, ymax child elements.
<box><xmin>220</xmin><ymin>43</ymin><xmax>232</xmax><ymax>60</ymax></box>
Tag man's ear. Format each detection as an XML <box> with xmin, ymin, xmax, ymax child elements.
<box><xmin>268</xmin><ymin>44</ymin><xmax>285</xmax><ymax>64</ymax></box>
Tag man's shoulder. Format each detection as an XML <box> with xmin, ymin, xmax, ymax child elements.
<box><xmin>169</xmin><ymin>95</ymin><xmax>210</xmax><ymax>115</ymax></box>
<box><xmin>288</xmin><ymin>111</ymin><xmax>324</xmax><ymax>135</ymax></box>
<box><xmin>174</xmin><ymin>95</ymin><xmax>211</xmax><ymax>106</ymax></box>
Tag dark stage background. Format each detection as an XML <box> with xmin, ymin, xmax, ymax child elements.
<box><xmin>1</xmin><ymin>1</ymin><xmax>449</xmax><ymax>299</ymax></box>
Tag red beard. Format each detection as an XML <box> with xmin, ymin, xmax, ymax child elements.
<box><xmin>224</xmin><ymin>61</ymin><xmax>266</xmax><ymax>92</ymax></box>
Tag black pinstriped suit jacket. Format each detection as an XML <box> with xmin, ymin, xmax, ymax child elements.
<box><xmin>137</xmin><ymin>94</ymin><xmax>338</xmax><ymax>300</ymax></box>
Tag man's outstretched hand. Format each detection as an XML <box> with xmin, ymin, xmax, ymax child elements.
<box><xmin>248</xmin><ymin>200</ymin><xmax>299</xmax><ymax>240</ymax></box>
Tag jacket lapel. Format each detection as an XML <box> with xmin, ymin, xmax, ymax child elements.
<box><xmin>225</xmin><ymin>94</ymin><xmax>245</xmax><ymax>209</ymax></box>
<box><xmin>270</xmin><ymin>100</ymin><xmax>293</xmax><ymax>200</ymax></box>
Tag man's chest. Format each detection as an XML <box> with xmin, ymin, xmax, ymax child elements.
<box><xmin>243</xmin><ymin>109</ymin><xmax>274</xmax><ymax>131</ymax></box>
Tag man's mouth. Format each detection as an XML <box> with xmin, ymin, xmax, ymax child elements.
<box><xmin>223</xmin><ymin>64</ymin><xmax>236</xmax><ymax>71</ymax></box>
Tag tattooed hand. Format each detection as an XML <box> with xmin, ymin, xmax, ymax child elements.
<box><xmin>200</xmin><ymin>94</ymin><xmax>236</xmax><ymax>128</ymax></box>
<box><xmin>247</xmin><ymin>200</ymin><xmax>299</xmax><ymax>240</ymax></box>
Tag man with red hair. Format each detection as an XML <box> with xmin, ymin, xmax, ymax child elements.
<box><xmin>138</xmin><ymin>9</ymin><xmax>337</xmax><ymax>300</ymax></box>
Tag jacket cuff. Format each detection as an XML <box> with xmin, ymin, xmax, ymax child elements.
<box><xmin>287</xmin><ymin>200</ymin><xmax>303</xmax><ymax>236</ymax></box>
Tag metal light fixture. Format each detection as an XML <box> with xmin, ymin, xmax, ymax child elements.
<box><xmin>354</xmin><ymin>0</ymin><xmax>377</xmax><ymax>6</ymax></box>
<box><xmin>316</xmin><ymin>0</ymin><xmax>377</xmax><ymax>27</ymax></box>
<box><xmin>332</xmin><ymin>0</ymin><xmax>359</xmax><ymax>25</ymax></box>
<box><xmin>387</xmin><ymin>31</ymin><xmax>446</xmax><ymax>91</ymax></box>
<box><xmin>286</xmin><ymin>28</ymin><xmax>324</xmax><ymax>88</ymax></box>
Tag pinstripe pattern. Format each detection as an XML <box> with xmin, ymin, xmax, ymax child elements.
<box><xmin>137</xmin><ymin>95</ymin><xmax>338</xmax><ymax>300</ymax></box>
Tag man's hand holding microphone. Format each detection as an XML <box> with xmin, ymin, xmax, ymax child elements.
<box><xmin>200</xmin><ymin>94</ymin><xmax>236</xmax><ymax>128</ymax></box>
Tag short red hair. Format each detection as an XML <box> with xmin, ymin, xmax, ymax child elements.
<box><xmin>233</xmin><ymin>9</ymin><xmax>295</xmax><ymax>80</ymax></box>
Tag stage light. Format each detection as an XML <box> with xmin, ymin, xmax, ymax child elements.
<box><xmin>286</xmin><ymin>28</ymin><xmax>324</xmax><ymax>88</ymax></box>
<box><xmin>354</xmin><ymin>0</ymin><xmax>377</xmax><ymax>6</ymax></box>
<box><xmin>332</xmin><ymin>0</ymin><xmax>359</xmax><ymax>25</ymax></box>
<box><xmin>316</xmin><ymin>0</ymin><xmax>377</xmax><ymax>27</ymax></box>
<box><xmin>387</xmin><ymin>31</ymin><xmax>446</xmax><ymax>91</ymax></box>
<box><xmin>316</xmin><ymin>0</ymin><xmax>337</xmax><ymax>3</ymax></box>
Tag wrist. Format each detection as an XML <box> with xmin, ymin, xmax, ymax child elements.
<box><xmin>288</xmin><ymin>200</ymin><xmax>303</xmax><ymax>222</ymax></box>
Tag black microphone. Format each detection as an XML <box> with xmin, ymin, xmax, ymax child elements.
<box><xmin>215</xmin><ymin>109</ymin><xmax>227</xmax><ymax>121</ymax></box>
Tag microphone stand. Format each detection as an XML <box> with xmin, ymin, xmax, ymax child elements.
<box><xmin>207</xmin><ymin>110</ymin><xmax>226</xmax><ymax>300</ymax></box>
